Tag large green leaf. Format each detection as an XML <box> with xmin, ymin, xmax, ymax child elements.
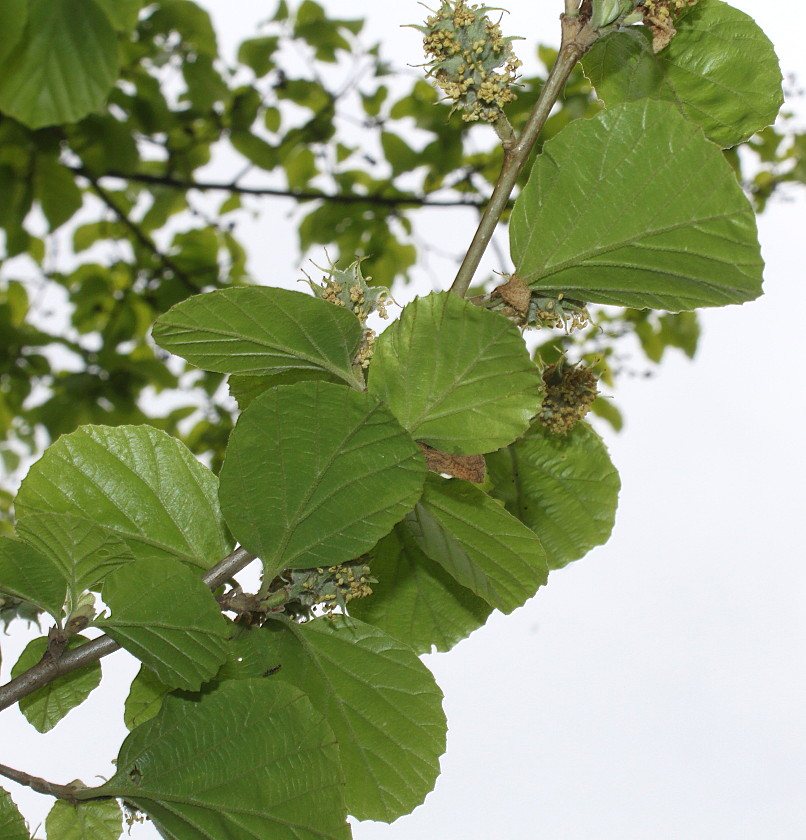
<box><xmin>0</xmin><ymin>788</ymin><xmax>29</xmax><ymax>840</ymax></box>
<box><xmin>90</xmin><ymin>680</ymin><xmax>350</xmax><ymax>840</ymax></box>
<box><xmin>487</xmin><ymin>421</ymin><xmax>620</xmax><ymax>569</ymax></box>
<box><xmin>16</xmin><ymin>513</ymin><xmax>134</xmax><ymax>601</ymax></box>
<box><xmin>509</xmin><ymin>100</ymin><xmax>764</xmax><ymax>311</ymax></box>
<box><xmin>97</xmin><ymin>558</ymin><xmax>230</xmax><ymax>691</ymax></box>
<box><xmin>93</xmin><ymin>0</ymin><xmax>143</xmax><ymax>30</ymax></box>
<box><xmin>15</xmin><ymin>425</ymin><xmax>232</xmax><ymax>571</ymax></box>
<box><xmin>407</xmin><ymin>474</ymin><xmax>548</xmax><ymax>613</ymax></box>
<box><xmin>0</xmin><ymin>0</ymin><xmax>119</xmax><ymax>129</ymax></box>
<box><xmin>219</xmin><ymin>381</ymin><xmax>426</xmax><ymax>576</ymax></box>
<box><xmin>582</xmin><ymin>0</ymin><xmax>783</xmax><ymax>148</ymax></box>
<box><xmin>348</xmin><ymin>526</ymin><xmax>492</xmax><ymax>654</ymax></box>
<box><xmin>11</xmin><ymin>636</ymin><xmax>101</xmax><ymax>733</ymax></box>
<box><xmin>0</xmin><ymin>0</ymin><xmax>27</xmax><ymax>72</ymax></box>
<box><xmin>265</xmin><ymin>615</ymin><xmax>446</xmax><ymax>822</ymax></box>
<box><xmin>229</xmin><ymin>369</ymin><xmax>339</xmax><ymax>410</ymax></box>
<box><xmin>45</xmin><ymin>800</ymin><xmax>121</xmax><ymax>840</ymax></box>
<box><xmin>152</xmin><ymin>287</ymin><xmax>365</xmax><ymax>387</ymax></box>
<box><xmin>368</xmin><ymin>292</ymin><xmax>541</xmax><ymax>454</ymax></box>
<box><xmin>0</xmin><ymin>537</ymin><xmax>66</xmax><ymax>619</ymax></box>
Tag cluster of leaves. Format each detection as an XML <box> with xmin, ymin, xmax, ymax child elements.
<box><xmin>0</xmin><ymin>0</ymin><xmax>802</xmax><ymax>536</ymax></box>
<box><xmin>0</xmin><ymin>0</ymin><xmax>792</xmax><ymax>838</ymax></box>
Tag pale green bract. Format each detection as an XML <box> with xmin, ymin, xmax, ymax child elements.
<box><xmin>510</xmin><ymin>100</ymin><xmax>764</xmax><ymax>311</ymax></box>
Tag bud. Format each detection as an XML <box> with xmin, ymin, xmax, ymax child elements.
<box><xmin>590</xmin><ymin>0</ymin><xmax>637</xmax><ymax>30</ymax></box>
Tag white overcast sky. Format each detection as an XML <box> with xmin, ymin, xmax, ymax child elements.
<box><xmin>2</xmin><ymin>2</ymin><xmax>805</xmax><ymax>839</ymax></box>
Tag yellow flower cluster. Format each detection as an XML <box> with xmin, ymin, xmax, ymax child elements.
<box><xmin>420</xmin><ymin>0</ymin><xmax>521</xmax><ymax>123</ymax></box>
<box><xmin>538</xmin><ymin>359</ymin><xmax>599</xmax><ymax>435</ymax></box>
<box><xmin>641</xmin><ymin>0</ymin><xmax>699</xmax><ymax>52</ymax></box>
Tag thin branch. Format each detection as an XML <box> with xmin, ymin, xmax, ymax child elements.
<box><xmin>66</xmin><ymin>166</ymin><xmax>491</xmax><ymax>209</ymax></box>
<box><xmin>0</xmin><ymin>547</ymin><xmax>257</xmax><ymax>713</ymax></box>
<box><xmin>0</xmin><ymin>763</ymin><xmax>82</xmax><ymax>803</ymax></box>
<box><xmin>449</xmin><ymin>14</ymin><xmax>599</xmax><ymax>297</ymax></box>
<box><xmin>77</xmin><ymin>170</ymin><xmax>199</xmax><ymax>294</ymax></box>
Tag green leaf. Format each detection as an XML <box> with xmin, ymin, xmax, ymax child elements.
<box><xmin>407</xmin><ymin>474</ymin><xmax>548</xmax><ymax>613</ymax></box>
<box><xmin>45</xmin><ymin>799</ymin><xmax>121</xmax><ymax>840</ymax></box>
<box><xmin>153</xmin><ymin>287</ymin><xmax>364</xmax><ymax>387</ymax></box>
<box><xmin>124</xmin><ymin>665</ymin><xmax>172</xmax><ymax>730</ymax></box>
<box><xmin>510</xmin><ymin>100</ymin><xmax>764</xmax><ymax>310</ymax></box>
<box><xmin>0</xmin><ymin>0</ymin><xmax>27</xmax><ymax>69</ymax></box>
<box><xmin>238</xmin><ymin>36</ymin><xmax>280</xmax><ymax>78</ymax></box>
<box><xmin>93</xmin><ymin>0</ymin><xmax>143</xmax><ymax>30</ymax></box>
<box><xmin>15</xmin><ymin>425</ymin><xmax>232</xmax><ymax>571</ymax></box>
<box><xmin>228</xmin><ymin>369</ymin><xmax>339</xmax><ymax>411</ymax></box>
<box><xmin>0</xmin><ymin>0</ymin><xmax>118</xmax><ymax>129</ymax></box>
<box><xmin>97</xmin><ymin>557</ymin><xmax>230</xmax><ymax>691</ymax></box>
<box><xmin>91</xmin><ymin>680</ymin><xmax>350</xmax><ymax>840</ymax></box>
<box><xmin>219</xmin><ymin>381</ymin><xmax>426</xmax><ymax>576</ymax></box>
<box><xmin>16</xmin><ymin>513</ymin><xmax>134</xmax><ymax>600</ymax></box>
<box><xmin>33</xmin><ymin>156</ymin><xmax>83</xmax><ymax>232</ymax></box>
<box><xmin>265</xmin><ymin>615</ymin><xmax>446</xmax><ymax>822</ymax></box>
<box><xmin>348</xmin><ymin>526</ymin><xmax>492</xmax><ymax>654</ymax></box>
<box><xmin>11</xmin><ymin>636</ymin><xmax>101</xmax><ymax>733</ymax></box>
<box><xmin>368</xmin><ymin>292</ymin><xmax>541</xmax><ymax>454</ymax></box>
<box><xmin>216</xmin><ymin>624</ymin><xmax>280</xmax><ymax>681</ymax></box>
<box><xmin>582</xmin><ymin>0</ymin><xmax>783</xmax><ymax>148</ymax></box>
<box><xmin>0</xmin><ymin>537</ymin><xmax>66</xmax><ymax>618</ymax></box>
<box><xmin>487</xmin><ymin>421</ymin><xmax>620</xmax><ymax>569</ymax></box>
<box><xmin>0</xmin><ymin>788</ymin><xmax>29</xmax><ymax>840</ymax></box>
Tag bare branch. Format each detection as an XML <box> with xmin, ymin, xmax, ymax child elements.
<box><xmin>0</xmin><ymin>763</ymin><xmax>83</xmax><ymax>803</ymax></box>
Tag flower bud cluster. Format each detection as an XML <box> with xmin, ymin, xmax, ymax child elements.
<box><xmin>417</xmin><ymin>0</ymin><xmax>522</xmax><ymax>123</ymax></box>
<box><xmin>641</xmin><ymin>0</ymin><xmax>699</xmax><ymax>52</ymax></box>
<box><xmin>275</xmin><ymin>559</ymin><xmax>377</xmax><ymax>620</ymax></box>
<box><xmin>538</xmin><ymin>359</ymin><xmax>599</xmax><ymax>435</ymax></box>
<box><xmin>528</xmin><ymin>293</ymin><xmax>591</xmax><ymax>333</ymax></box>
<box><xmin>301</xmin><ymin>257</ymin><xmax>392</xmax><ymax>369</ymax></box>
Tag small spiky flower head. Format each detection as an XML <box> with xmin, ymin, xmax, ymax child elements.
<box><xmin>640</xmin><ymin>0</ymin><xmax>699</xmax><ymax>52</ymax></box>
<box><xmin>528</xmin><ymin>293</ymin><xmax>591</xmax><ymax>333</ymax></box>
<box><xmin>415</xmin><ymin>1</ymin><xmax>522</xmax><ymax>123</ymax></box>
<box><xmin>301</xmin><ymin>257</ymin><xmax>392</xmax><ymax>324</ymax></box>
<box><xmin>274</xmin><ymin>559</ymin><xmax>377</xmax><ymax>621</ymax></box>
<box><xmin>538</xmin><ymin>358</ymin><xmax>599</xmax><ymax>435</ymax></box>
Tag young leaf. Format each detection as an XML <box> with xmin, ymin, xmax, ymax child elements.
<box><xmin>90</xmin><ymin>680</ymin><xmax>350</xmax><ymax>840</ymax></box>
<box><xmin>265</xmin><ymin>615</ymin><xmax>447</xmax><ymax>822</ymax></box>
<box><xmin>510</xmin><ymin>100</ymin><xmax>764</xmax><ymax>311</ymax></box>
<box><xmin>487</xmin><ymin>421</ymin><xmax>620</xmax><ymax>569</ymax></box>
<box><xmin>97</xmin><ymin>557</ymin><xmax>230</xmax><ymax>691</ymax></box>
<box><xmin>16</xmin><ymin>513</ymin><xmax>135</xmax><ymax>600</ymax></box>
<box><xmin>124</xmin><ymin>665</ymin><xmax>172</xmax><ymax>731</ymax></box>
<box><xmin>45</xmin><ymin>799</ymin><xmax>122</xmax><ymax>840</ymax></box>
<box><xmin>15</xmin><ymin>425</ymin><xmax>233</xmax><ymax>571</ymax></box>
<box><xmin>152</xmin><ymin>287</ymin><xmax>365</xmax><ymax>387</ymax></box>
<box><xmin>0</xmin><ymin>537</ymin><xmax>66</xmax><ymax>619</ymax></box>
<box><xmin>0</xmin><ymin>0</ymin><xmax>119</xmax><ymax>129</ymax></box>
<box><xmin>348</xmin><ymin>526</ymin><xmax>492</xmax><ymax>654</ymax></box>
<box><xmin>407</xmin><ymin>474</ymin><xmax>549</xmax><ymax>613</ymax></box>
<box><xmin>11</xmin><ymin>636</ymin><xmax>101</xmax><ymax>733</ymax></box>
<box><xmin>0</xmin><ymin>787</ymin><xmax>29</xmax><ymax>840</ymax></box>
<box><xmin>582</xmin><ymin>0</ymin><xmax>783</xmax><ymax>148</ymax></box>
<box><xmin>368</xmin><ymin>292</ymin><xmax>541</xmax><ymax>454</ymax></box>
<box><xmin>219</xmin><ymin>381</ymin><xmax>426</xmax><ymax>576</ymax></box>
<box><xmin>33</xmin><ymin>156</ymin><xmax>83</xmax><ymax>231</ymax></box>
